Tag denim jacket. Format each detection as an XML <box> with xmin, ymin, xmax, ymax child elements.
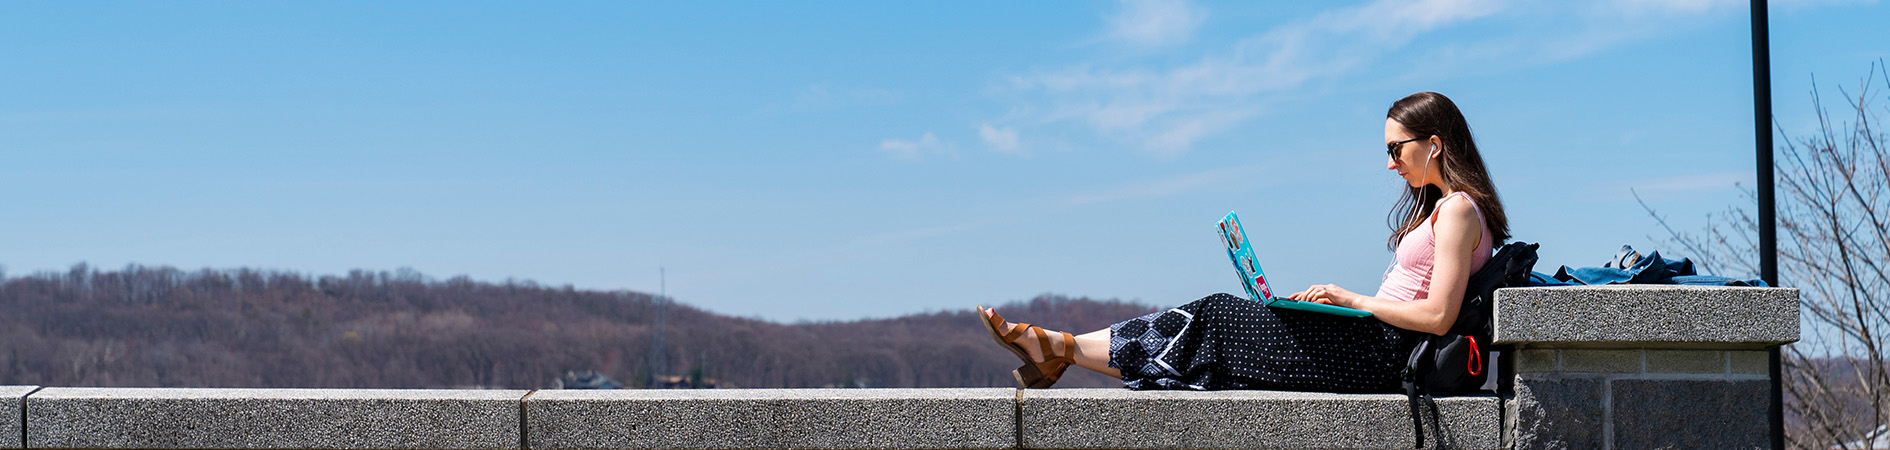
<box><xmin>1527</xmin><ymin>245</ymin><xmax>1767</xmax><ymax>287</ymax></box>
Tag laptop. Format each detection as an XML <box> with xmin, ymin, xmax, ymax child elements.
<box><xmin>1218</xmin><ymin>211</ymin><xmax>1373</xmax><ymax>318</ymax></box>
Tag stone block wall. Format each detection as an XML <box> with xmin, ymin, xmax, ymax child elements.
<box><xmin>1496</xmin><ymin>286</ymin><xmax>1797</xmax><ymax>450</ymax></box>
<box><xmin>1509</xmin><ymin>349</ymin><xmax>1771</xmax><ymax>449</ymax></box>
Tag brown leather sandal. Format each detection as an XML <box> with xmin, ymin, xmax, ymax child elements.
<box><xmin>977</xmin><ymin>306</ymin><xmax>1076</xmax><ymax>388</ymax></box>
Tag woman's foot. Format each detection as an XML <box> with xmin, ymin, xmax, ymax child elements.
<box><xmin>981</xmin><ymin>308</ymin><xmax>1066</xmax><ymax>363</ymax></box>
<box><xmin>977</xmin><ymin>306</ymin><xmax>1074</xmax><ymax>388</ymax></box>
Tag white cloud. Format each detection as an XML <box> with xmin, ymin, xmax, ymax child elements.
<box><xmin>997</xmin><ymin>0</ymin><xmax>1511</xmax><ymax>156</ymax></box>
<box><xmin>1103</xmin><ymin>0</ymin><xmax>1207</xmax><ymax>47</ymax></box>
<box><xmin>878</xmin><ymin>132</ymin><xmax>946</xmax><ymax>161</ymax></box>
<box><xmin>1142</xmin><ymin>109</ymin><xmax>1255</xmax><ymax>156</ymax></box>
<box><xmin>981</xmin><ymin>0</ymin><xmax>1854</xmax><ymax>157</ymax></box>
<box><xmin>1605</xmin><ymin>0</ymin><xmax>1740</xmax><ymax>17</ymax></box>
<box><xmin>978</xmin><ymin>124</ymin><xmax>1022</xmax><ymax>154</ymax></box>
<box><xmin>1600</xmin><ymin>0</ymin><xmax>1865</xmax><ymax>17</ymax></box>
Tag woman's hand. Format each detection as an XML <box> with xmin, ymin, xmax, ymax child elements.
<box><xmin>1287</xmin><ymin>284</ymin><xmax>1357</xmax><ymax>307</ymax></box>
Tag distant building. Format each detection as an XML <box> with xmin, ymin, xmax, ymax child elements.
<box><xmin>648</xmin><ymin>374</ymin><xmax>728</xmax><ymax>389</ymax></box>
<box><xmin>553</xmin><ymin>370</ymin><xmax>622</xmax><ymax>389</ymax></box>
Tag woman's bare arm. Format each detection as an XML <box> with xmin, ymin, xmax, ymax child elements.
<box><xmin>1288</xmin><ymin>196</ymin><xmax>1483</xmax><ymax>335</ymax></box>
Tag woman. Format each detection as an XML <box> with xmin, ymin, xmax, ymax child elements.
<box><xmin>979</xmin><ymin>92</ymin><xmax>1510</xmax><ymax>391</ymax></box>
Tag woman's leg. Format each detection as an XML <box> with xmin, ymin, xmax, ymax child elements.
<box><xmin>1120</xmin><ymin>293</ymin><xmax>1409</xmax><ymax>392</ymax></box>
<box><xmin>1072</xmin><ymin>328</ymin><xmax>1121</xmax><ymax>378</ymax></box>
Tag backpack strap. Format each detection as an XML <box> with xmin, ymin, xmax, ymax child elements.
<box><xmin>1422</xmin><ymin>394</ymin><xmax>1447</xmax><ymax>449</ymax></box>
<box><xmin>1403</xmin><ymin>338</ymin><xmax>1430</xmax><ymax>448</ymax></box>
<box><xmin>1405</xmin><ymin>386</ymin><xmax>1425</xmax><ymax>448</ymax></box>
<box><xmin>1403</xmin><ymin>336</ymin><xmax>1458</xmax><ymax>449</ymax></box>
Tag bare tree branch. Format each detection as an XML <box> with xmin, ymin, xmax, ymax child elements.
<box><xmin>1649</xmin><ymin>61</ymin><xmax>1890</xmax><ymax>449</ymax></box>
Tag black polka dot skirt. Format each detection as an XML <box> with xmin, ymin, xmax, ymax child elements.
<box><xmin>1108</xmin><ymin>293</ymin><xmax>1418</xmax><ymax>392</ymax></box>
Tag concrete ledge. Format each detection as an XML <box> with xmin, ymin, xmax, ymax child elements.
<box><xmin>1020</xmin><ymin>389</ymin><xmax>1503</xmax><ymax>450</ymax></box>
<box><xmin>525</xmin><ymin>388</ymin><xmax>1016</xmax><ymax>450</ymax></box>
<box><xmin>1</xmin><ymin>386</ymin><xmax>37</xmax><ymax>449</ymax></box>
<box><xmin>14</xmin><ymin>387</ymin><xmax>1503</xmax><ymax>450</ymax></box>
<box><xmin>26</xmin><ymin>388</ymin><xmax>528</xmax><ymax>449</ymax></box>
<box><xmin>0</xmin><ymin>287</ymin><xmax>1795</xmax><ymax>450</ymax></box>
<box><xmin>1494</xmin><ymin>285</ymin><xmax>1798</xmax><ymax>348</ymax></box>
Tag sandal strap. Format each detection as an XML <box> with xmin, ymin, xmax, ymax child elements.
<box><xmin>980</xmin><ymin>307</ymin><xmax>1001</xmax><ymax>329</ymax></box>
<box><xmin>1058</xmin><ymin>331</ymin><xmax>1076</xmax><ymax>361</ymax></box>
<box><xmin>1004</xmin><ymin>322</ymin><xmax>1035</xmax><ymax>341</ymax></box>
<box><xmin>1032</xmin><ymin>327</ymin><xmax>1078</xmax><ymax>362</ymax></box>
<box><xmin>1033</xmin><ymin>327</ymin><xmax>1054</xmax><ymax>360</ymax></box>
<box><xmin>985</xmin><ymin>308</ymin><xmax>1035</xmax><ymax>342</ymax></box>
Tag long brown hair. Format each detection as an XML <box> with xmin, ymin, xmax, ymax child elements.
<box><xmin>1385</xmin><ymin>92</ymin><xmax>1509</xmax><ymax>250</ymax></box>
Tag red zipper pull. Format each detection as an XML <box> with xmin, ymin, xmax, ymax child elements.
<box><xmin>1466</xmin><ymin>336</ymin><xmax>1482</xmax><ymax>375</ymax></box>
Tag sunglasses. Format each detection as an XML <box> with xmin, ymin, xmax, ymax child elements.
<box><xmin>1386</xmin><ymin>137</ymin><xmax>1429</xmax><ymax>158</ymax></box>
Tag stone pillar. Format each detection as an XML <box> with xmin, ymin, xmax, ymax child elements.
<box><xmin>1494</xmin><ymin>286</ymin><xmax>1798</xmax><ymax>450</ymax></box>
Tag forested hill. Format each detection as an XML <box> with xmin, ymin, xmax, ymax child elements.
<box><xmin>0</xmin><ymin>264</ymin><xmax>1159</xmax><ymax>389</ymax></box>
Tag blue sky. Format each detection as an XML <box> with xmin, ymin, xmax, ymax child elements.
<box><xmin>2</xmin><ymin>0</ymin><xmax>1885</xmax><ymax>322</ymax></box>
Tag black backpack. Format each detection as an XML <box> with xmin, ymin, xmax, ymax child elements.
<box><xmin>1402</xmin><ymin>241</ymin><xmax>1538</xmax><ymax>449</ymax></box>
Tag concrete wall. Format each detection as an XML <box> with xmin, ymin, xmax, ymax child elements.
<box><xmin>1496</xmin><ymin>285</ymin><xmax>1798</xmax><ymax>450</ymax></box>
<box><xmin>0</xmin><ymin>286</ymin><xmax>1798</xmax><ymax>450</ymax></box>
<box><xmin>25</xmin><ymin>388</ymin><xmax>525</xmax><ymax>450</ymax></box>
<box><xmin>6</xmin><ymin>387</ymin><xmax>1497</xmax><ymax>450</ymax></box>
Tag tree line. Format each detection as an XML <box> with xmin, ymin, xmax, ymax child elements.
<box><xmin>0</xmin><ymin>263</ymin><xmax>1156</xmax><ymax>389</ymax></box>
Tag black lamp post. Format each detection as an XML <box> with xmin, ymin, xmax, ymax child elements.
<box><xmin>1749</xmin><ymin>1</ymin><xmax>1782</xmax><ymax>449</ymax></box>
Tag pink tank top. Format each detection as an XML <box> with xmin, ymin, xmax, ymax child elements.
<box><xmin>1374</xmin><ymin>192</ymin><xmax>1494</xmax><ymax>303</ymax></box>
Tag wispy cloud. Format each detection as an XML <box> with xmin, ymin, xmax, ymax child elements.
<box><xmin>999</xmin><ymin>0</ymin><xmax>1505</xmax><ymax>156</ymax></box>
<box><xmin>1143</xmin><ymin>108</ymin><xmax>1255</xmax><ymax>156</ymax></box>
<box><xmin>1602</xmin><ymin>0</ymin><xmax>1869</xmax><ymax>17</ymax></box>
<box><xmin>878</xmin><ymin>132</ymin><xmax>950</xmax><ymax>161</ymax></box>
<box><xmin>978</xmin><ymin>124</ymin><xmax>1023</xmax><ymax>154</ymax></box>
<box><xmin>1070</xmin><ymin>164</ymin><xmax>1272</xmax><ymax>204</ymax></box>
<box><xmin>985</xmin><ymin>0</ymin><xmax>1832</xmax><ymax>157</ymax></box>
<box><xmin>1102</xmin><ymin>0</ymin><xmax>1207</xmax><ymax>48</ymax></box>
<box><xmin>1606</xmin><ymin>0</ymin><xmax>1739</xmax><ymax>16</ymax></box>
